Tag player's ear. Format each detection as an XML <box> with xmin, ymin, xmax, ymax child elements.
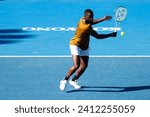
<box><xmin>90</xmin><ymin>17</ymin><xmax>93</xmax><ymax>21</ymax></box>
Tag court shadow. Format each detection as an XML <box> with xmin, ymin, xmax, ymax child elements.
<box><xmin>66</xmin><ymin>85</ymin><xmax>150</xmax><ymax>93</ymax></box>
<box><xmin>0</xmin><ymin>29</ymin><xmax>27</xmax><ymax>33</ymax></box>
<box><xmin>0</xmin><ymin>35</ymin><xmax>36</xmax><ymax>44</ymax></box>
<box><xmin>0</xmin><ymin>40</ymin><xmax>22</xmax><ymax>44</ymax></box>
<box><xmin>0</xmin><ymin>29</ymin><xmax>37</xmax><ymax>44</ymax></box>
<box><xmin>0</xmin><ymin>35</ymin><xmax>36</xmax><ymax>39</ymax></box>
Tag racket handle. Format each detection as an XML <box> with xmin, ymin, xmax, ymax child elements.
<box><xmin>114</xmin><ymin>27</ymin><xmax>117</xmax><ymax>32</ymax></box>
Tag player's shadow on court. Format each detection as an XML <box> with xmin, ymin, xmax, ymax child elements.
<box><xmin>66</xmin><ymin>85</ymin><xmax>150</xmax><ymax>93</ymax></box>
<box><xmin>0</xmin><ymin>29</ymin><xmax>36</xmax><ymax>44</ymax></box>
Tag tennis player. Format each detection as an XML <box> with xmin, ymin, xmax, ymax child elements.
<box><xmin>59</xmin><ymin>9</ymin><xmax>117</xmax><ymax>91</ymax></box>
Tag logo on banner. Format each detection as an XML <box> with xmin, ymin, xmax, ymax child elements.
<box><xmin>22</xmin><ymin>27</ymin><xmax>121</xmax><ymax>32</ymax></box>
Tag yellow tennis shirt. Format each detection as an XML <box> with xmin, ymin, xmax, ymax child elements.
<box><xmin>70</xmin><ymin>18</ymin><xmax>93</xmax><ymax>50</ymax></box>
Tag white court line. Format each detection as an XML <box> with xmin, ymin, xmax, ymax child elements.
<box><xmin>0</xmin><ymin>55</ymin><xmax>150</xmax><ymax>58</ymax></box>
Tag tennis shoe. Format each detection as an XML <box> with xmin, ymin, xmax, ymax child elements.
<box><xmin>69</xmin><ymin>80</ymin><xmax>81</xmax><ymax>89</ymax></box>
<box><xmin>59</xmin><ymin>80</ymin><xmax>67</xmax><ymax>91</ymax></box>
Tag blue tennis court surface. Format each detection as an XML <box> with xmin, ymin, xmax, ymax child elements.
<box><xmin>0</xmin><ymin>0</ymin><xmax>150</xmax><ymax>100</ymax></box>
<box><xmin>0</xmin><ymin>57</ymin><xmax>150</xmax><ymax>100</ymax></box>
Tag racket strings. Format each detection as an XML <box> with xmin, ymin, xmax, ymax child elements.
<box><xmin>114</xmin><ymin>6</ymin><xmax>127</xmax><ymax>32</ymax></box>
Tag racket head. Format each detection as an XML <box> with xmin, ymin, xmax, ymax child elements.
<box><xmin>115</xmin><ymin>6</ymin><xmax>128</xmax><ymax>22</ymax></box>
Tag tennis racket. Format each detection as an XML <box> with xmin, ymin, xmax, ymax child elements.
<box><xmin>114</xmin><ymin>6</ymin><xmax>128</xmax><ymax>32</ymax></box>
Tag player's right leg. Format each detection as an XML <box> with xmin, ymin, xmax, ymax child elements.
<box><xmin>69</xmin><ymin>56</ymin><xmax>89</xmax><ymax>89</ymax></box>
<box><xmin>59</xmin><ymin>55</ymin><xmax>80</xmax><ymax>91</ymax></box>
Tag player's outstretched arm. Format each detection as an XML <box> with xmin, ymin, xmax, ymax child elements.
<box><xmin>90</xmin><ymin>30</ymin><xmax>117</xmax><ymax>39</ymax></box>
<box><xmin>91</xmin><ymin>15</ymin><xmax>112</xmax><ymax>25</ymax></box>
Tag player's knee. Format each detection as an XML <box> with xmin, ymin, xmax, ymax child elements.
<box><xmin>73</xmin><ymin>64</ymin><xmax>79</xmax><ymax>70</ymax></box>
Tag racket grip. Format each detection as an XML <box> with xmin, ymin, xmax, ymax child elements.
<box><xmin>114</xmin><ymin>27</ymin><xmax>117</xmax><ymax>32</ymax></box>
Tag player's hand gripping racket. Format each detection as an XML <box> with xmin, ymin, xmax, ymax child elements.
<box><xmin>114</xmin><ymin>6</ymin><xmax>128</xmax><ymax>32</ymax></box>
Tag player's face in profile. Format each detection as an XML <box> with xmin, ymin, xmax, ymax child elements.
<box><xmin>85</xmin><ymin>13</ymin><xmax>93</xmax><ymax>23</ymax></box>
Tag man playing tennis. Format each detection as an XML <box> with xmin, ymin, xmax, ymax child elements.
<box><xmin>59</xmin><ymin>9</ymin><xmax>117</xmax><ymax>91</ymax></box>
